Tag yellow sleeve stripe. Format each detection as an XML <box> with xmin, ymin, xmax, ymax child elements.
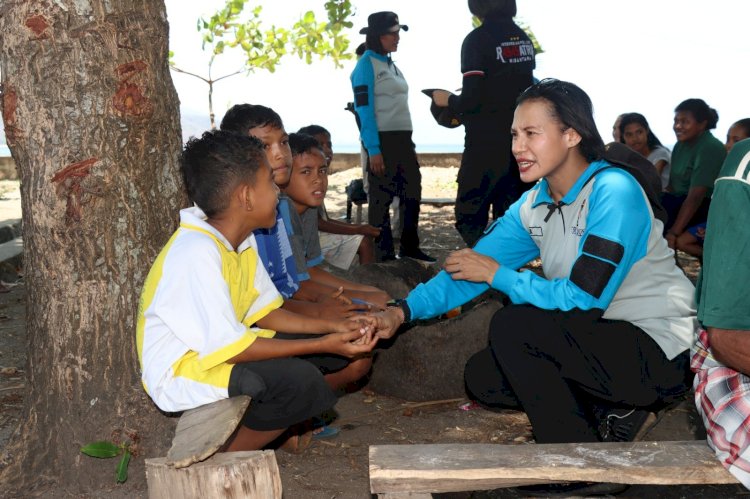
<box><xmin>196</xmin><ymin>330</ymin><xmax>258</xmax><ymax>372</ymax></box>
<box><xmin>243</xmin><ymin>294</ymin><xmax>284</xmax><ymax>329</ymax></box>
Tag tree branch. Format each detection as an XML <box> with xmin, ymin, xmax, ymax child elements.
<box><xmin>169</xmin><ymin>65</ymin><xmax>210</xmax><ymax>83</ymax></box>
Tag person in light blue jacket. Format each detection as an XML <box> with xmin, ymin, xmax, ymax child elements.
<box><xmin>350</xmin><ymin>11</ymin><xmax>433</xmax><ymax>263</ymax></box>
<box><xmin>375</xmin><ymin>79</ymin><xmax>697</xmax><ymax>447</ymax></box>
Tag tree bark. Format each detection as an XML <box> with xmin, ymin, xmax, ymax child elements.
<box><xmin>0</xmin><ymin>0</ymin><xmax>186</xmax><ymax>494</ymax></box>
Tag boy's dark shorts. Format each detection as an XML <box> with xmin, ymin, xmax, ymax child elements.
<box><xmin>273</xmin><ymin>332</ymin><xmax>350</xmax><ymax>374</ymax></box>
<box><xmin>228</xmin><ymin>357</ymin><xmax>336</xmax><ymax>431</ymax></box>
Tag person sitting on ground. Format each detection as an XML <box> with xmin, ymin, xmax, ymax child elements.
<box><xmin>619</xmin><ymin>112</ymin><xmax>671</xmax><ymax>190</ymax></box>
<box><xmin>220</xmin><ymin>104</ymin><xmax>387</xmax><ymax>318</ymax></box>
<box><xmin>136</xmin><ymin>130</ymin><xmax>377</xmax><ymax>452</ymax></box>
<box><xmin>691</xmin><ymin>137</ymin><xmax>750</xmax><ymax>490</ymax></box>
<box><xmin>284</xmin><ymin>132</ymin><xmax>389</xmax><ymax>306</ymax></box>
<box><xmin>676</xmin><ymin>118</ymin><xmax>750</xmax><ymax>259</ymax></box>
<box><xmin>374</xmin><ymin>78</ymin><xmax>696</xmax><ymax>451</ymax></box>
<box><xmin>664</xmin><ymin>98</ymin><xmax>726</xmax><ymax>250</ymax></box>
<box><xmin>297</xmin><ymin>124</ymin><xmax>380</xmax><ymax>269</ymax></box>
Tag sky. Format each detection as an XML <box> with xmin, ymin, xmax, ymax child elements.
<box><xmin>3</xmin><ymin>0</ymin><xmax>748</xmax><ymax>157</ymax></box>
<box><xmin>164</xmin><ymin>0</ymin><xmax>750</xmax><ymax>153</ymax></box>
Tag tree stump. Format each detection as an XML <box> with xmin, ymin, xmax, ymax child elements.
<box><xmin>146</xmin><ymin>450</ymin><xmax>282</xmax><ymax>499</ymax></box>
<box><xmin>368</xmin><ymin>299</ymin><xmax>503</xmax><ymax>400</ymax></box>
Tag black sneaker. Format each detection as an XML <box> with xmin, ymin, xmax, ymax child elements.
<box><xmin>599</xmin><ymin>408</ymin><xmax>657</xmax><ymax>442</ymax></box>
<box><xmin>397</xmin><ymin>247</ymin><xmax>436</xmax><ymax>263</ymax></box>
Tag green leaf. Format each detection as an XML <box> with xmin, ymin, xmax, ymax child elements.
<box><xmin>116</xmin><ymin>450</ymin><xmax>131</xmax><ymax>484</ymax></box>
<box><xmin>81</xmin><ymin>441</ymin><xmax>122</xmax><ymax>459</ymax></box>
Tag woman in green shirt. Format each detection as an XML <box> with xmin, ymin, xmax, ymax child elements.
<box><xmin>663</xmin><ymin>98</ymin><xmax>726</xmax><ymax>249</ymax></box>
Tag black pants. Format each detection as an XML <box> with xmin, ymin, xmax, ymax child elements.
<box><xmin>228</xmin><ymin>358</ymin><xmax>337</xmax><ymax>431</ymax></box>
<box><xmin>367</xmin><ymin>131</ymin><xmax>422</xmax><ymax>259</ymax></box>
<box><xmin>463</xmin><ymin>305</ymin><xmax>692</xmax><ymax>443</ymax></box>
<box><xmin>455</xmin><ymin>143</ymin><xmax>530</xmax><ymax>247</ymax></box>
<box><xmin>661</xmin><ymin>192</ymin><xmax>711</xmax><ymax>234</ymax></box>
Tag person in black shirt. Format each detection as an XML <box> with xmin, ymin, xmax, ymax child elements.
<box><xmin>431</xmin><ymin>0</ymin><xmax>535</xmax><ymax>246</ymax></box>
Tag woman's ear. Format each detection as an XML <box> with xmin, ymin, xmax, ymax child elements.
<box><xmin>564</xmin><ymin>127</ymin><xmax>583</xmax><ymax>149</ymax></box>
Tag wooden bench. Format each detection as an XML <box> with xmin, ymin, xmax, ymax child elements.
<box><xmin>369</xmin><ymin>441</ymin><xmax>738</xmax><ymax>498</ymax></box>
<box><xmin>145</xmin><ymin>396</ymin><xmax>282</xmax><ymax>499</ymax></box>
<box><xmin>346</xmin><ymin>196</ymin><xmax>455</xmax><ymax>224</ymax></box>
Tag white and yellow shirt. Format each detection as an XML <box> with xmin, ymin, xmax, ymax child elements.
<box><xmin>136</xmin><ymin>207</ymin><xmax>283</xmax><ymax>412</ymax></box>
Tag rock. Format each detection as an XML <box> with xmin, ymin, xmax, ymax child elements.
<box><xmin>347</xmin><ymin>258</ymin><xmax>437</xmax><ymax>299</ymax></box>
<box><xmin>368</xmin><ymin>299</ymin><xmax>503</xmax><ymax>401</ymax></box>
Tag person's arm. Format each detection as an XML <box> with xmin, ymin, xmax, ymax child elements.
<box><xmin>433</xmin><ymin>32</ymin><xmax>485</xmax><ymax>113</ymax></box>
<box><xmin>351</xmin><ymin>54</ymin><xmax>380</xmax><ymax>157</ymax></box>
<box><xmin>227</xmin><ymin>330</ymin><xmax>376</xmax><ymax>363</ymax></box>
<box><xmin>706</xmin><ymin>328</ymin><xmax>750</xmax><ymax>376</ymax></box>
<box><xmin>489</xmin><ymin>171</ymin><xmax>652</xmax><ymax>311</ymax></box>
<box><xmin>318</xmin><ymin>215</ymin><xmax>380</xmax><ymax>237</ymax></box>
<box><xmin>667</xmin><ymin>140</ymin><xmax>726</xmax><ymax>245</ymax></box>
<box><xmin>666</xmin><ymin>185</ymin><xmax>707</xmax><ymax>247</ymax></box>
<box><xmin>405</xmin><ymin>192</ymin><xmax>540</xmax><ymax>320</ymax></box>
<box><xmin>280</xmin><ymin>296</ymin><xmax>369</xmax><ymax>320</ymax></box>
<box><xmin>255</xmin><ymin>306</ymin><xmax>369</xmax><ymax>335</ymax></box>
<box><xmin>653</xmin><ymin>159</ymin><xmax>668</xmax><ymax>177</ymax></box>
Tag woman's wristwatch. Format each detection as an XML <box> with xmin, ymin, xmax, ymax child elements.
<box><xmin>392</xmin><ymin>298</ymin><xmax>411</xmax><ymax>324</ymax></box>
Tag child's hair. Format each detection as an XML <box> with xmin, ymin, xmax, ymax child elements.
<box><xmin>468</xmin><ymin>0</ymin><xmax>517</xmax><ymax>19</ymax></box>
<box><xmin>297</xmin><ymin>125</ymin><xmax>330</xmax><ymax>138</ymax></box>
<box><xmin>674</xmin><ymin>98</ymin><xmax>719</xmax><ymax>129</ymax></box>
<box><xmin>516</xmin><ymin>78</ymin><xmax>605</xmax><ymax>162</ymax></box>
<box><xmin>181</xmin><ymin>130</ymin><xmax>265</xmax><ymax>217</ymax></box>
<box><xmin>220</xmin><ymin>104</ymin><xmax>284</xmax><ymax>134</ymax></box>
<box><xmin>731</xmin><ymin>118</ymin><xmax>750</xmax><ymax>137</ymax></box>
<box><xmin>618</xmin><ymin>112</ymin><xmax>664</xmax><ymax>149</ymax></box>
<box><xmin>355</xmin><ymin>42</ymin><xmax>366</xmax><ymax>58</ymax></box>
<box><xmin>288</xmin><ymin>133</ymin><xmax>324</xmax><ymax>158</ymax></box>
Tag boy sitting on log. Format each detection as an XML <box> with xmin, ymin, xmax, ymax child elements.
<box><xmin>136</xmin><ymin>131</ymin><xmax>377</xmax><ymax>451</ymax></box>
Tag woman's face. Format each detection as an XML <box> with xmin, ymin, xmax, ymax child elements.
<box><xmin>622</xmin><ymin>123</ymin><xmax>649</xmax><ymax>155</ymax></box>
<box><xmin>726</xmin><ymin>124</ymin><xmax>750</xmax><ymax>152</ymax></box>
<box><xmin>673</xmin><ymin>111</ymin><xmax>706</xmax><ymax>144</ymax></box>
<box><xmin>511</xmin><ymin>99</ymin><xmax>576</xmax><ymax>184</ymax></box>
<box><xmin>379</xmin><ymin>31</ymin><xmax>400</xmax><ymax>53</ymax></box>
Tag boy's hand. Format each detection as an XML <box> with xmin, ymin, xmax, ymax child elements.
<box><xmin>357</xmin><ymin>224</ymin><xmax>381</xmax><ymax>238</ymax></box>
<box><xmin>316</xmin><ymin>288</ymin><xmax>371</xmax><ymax>319</ymax></box>
<box><xmin>444</xmin><ymin>248</ymin><xmax>499</xmax><ymax>285</ymax></box>
<box><xmin>322</xmin><ymin>330</ymin><xmax>378</xmax><ymax>357</ymax></box>
<box><xmin>332</xmin><ymin>315</ymin><xmax>376</xmax><ymax>335</ymax></box>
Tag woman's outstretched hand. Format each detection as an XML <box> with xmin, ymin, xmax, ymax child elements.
<box><xmin>443</xmin><ymin>248</ymin><xmax>500</xmax><ymax>285</ymax></box>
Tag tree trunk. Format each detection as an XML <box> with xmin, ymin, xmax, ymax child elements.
<box><xmin>0</xmin><ymin>0</ymin><xmax>186</xmax><ymax>494</ymax></box>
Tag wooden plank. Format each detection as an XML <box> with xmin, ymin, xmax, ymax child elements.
<box><xmin>146</xmin><ymin>450</ymin><xmax>281</xmax><ymax>499</ymax></box>
<box><xmin>369</xmin><ymin>441</ymin><xmax>738</xmax><ymax>494</ymax></box>
<box><xmin>166</xmin><ymin>395</ymin><xmax>251</xmax><ymax>468</ymax></box>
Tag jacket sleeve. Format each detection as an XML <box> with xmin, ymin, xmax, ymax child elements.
<box><xmin>406</xmin><ymin>192</ymin><xmax>539</xmax><ymax>319</ymax></box>
<box><xmin>447</xmin><ymin>31</ymin><xmax>486</xmax><ymax>114</ymax></box>
<box><xmin>351</xmin><ymin>56</ymin><xmax>381</xmax><ymax>156</ymax></box>
<box><xmin>491</xmin><ymin>171</ymin><xmax>652</xmax><ymax>311</ymax></box>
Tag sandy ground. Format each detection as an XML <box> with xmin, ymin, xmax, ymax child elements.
<box><xmin>1</xmin><ymin>171</ymin><xmax>746</xmax><ymax>497</ymax></box>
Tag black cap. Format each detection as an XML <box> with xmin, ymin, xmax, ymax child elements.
<box><xmin>359</xmin><ymin>12</ymin><xmax>409</xmax><ymax>36</ymax></box>
<box><xmin>422</xmin><ymin>89</ymin><xmax>462</xmax><ymax>129</ymax></box>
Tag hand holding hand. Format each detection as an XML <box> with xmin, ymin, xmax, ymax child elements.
<box><xmin>316</xmin><ymin>288</ymin><xmax>371</xmax><ymax>319</ymax></box>
<box><xmin>443</xmin><ymin>248</ymin><xmax>500</xmax><ymax>285</ymax></box>
<box><xmin>323</xmin><ymin>329</ymin><xmax>378</xmax><ymax>357</ymax></box>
